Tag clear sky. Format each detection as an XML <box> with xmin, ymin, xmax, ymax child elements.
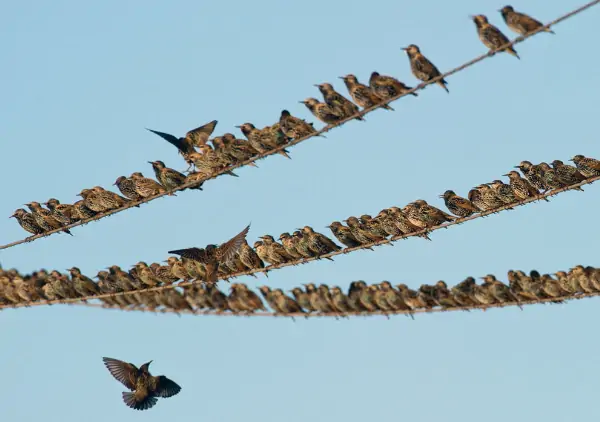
<box><xmin>1</xmin><ymin>0</ymin><xmax>599</xmax><ymax>420</ymax></box>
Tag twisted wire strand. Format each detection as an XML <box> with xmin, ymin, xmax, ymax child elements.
<box><xmin>51</xmin><ymin>283</ymin><xmax>600</xmax><ymax>318</ymax></box>
<box><xmin>2</xmin><ymin>0</ymin><xmax>597</xmax><ymax>251</ymax></box>
<box><xmin>1</xmin><ymin>174</ymin><xmax>598</xmax><ymax>311</ymax></box>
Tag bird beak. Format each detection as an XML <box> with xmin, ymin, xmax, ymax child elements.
<box><xmin>568</xmin><ymin>158</ymin><xmax>574</xmax><ymax>162</ymax></box>
<box><xmin>438</xmin><ymin>194</ymin><xmax>444</xmax><ymax>198</ymax></box>
<box><xmin>313</xmin><ymin>84</ymin><xmax>321</xmax><ymax>88</ymax></box>
<box><xmin>76</xmin><ymin>193</ymin><xmax>82</xmax><ymax>197</ymax></box>
<box><xmin>401</xmin><ymin>47</ymin><xmax>408</xmax><ymax>51</ymax></box>
<box><xmin>468</xmin><ymin>15</ymin><xmax>475</xmax><ymax>19</ymax></box>
<box><xmin>9</xmin><ymin>214</ymin><xmax>15</xmax><ymax>218</ymax></box>
<box><xmin>502</xmin><ymin>173</ymin><xmax>510</xmax><ymax>177</ymax></box>
<box><xmin>148</xmin><ymin>161</ymin><xmax>155</xmax><ymax>165</ymax></box>
<box><xmin>337</xmin><ymin>76</ymin><xmax>345</xmax><ymax>80</ymax></box>
<box><xmin>234</xmin><ymin>125</ymin><xmax>242</xmax><ymax>129</ymax></box>
<box><xmin>513</xmin><ymin>166</ymin><xmax>521</xmax><ymax>169</ymax></box>
<box><xmin>298</xmin><ymin>100</ymin><xmax>306</xmax><ymax>104</ymax></box>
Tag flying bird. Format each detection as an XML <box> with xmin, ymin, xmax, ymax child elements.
<box><xmin>146</xmin><ymin>120</ymin><xmax>218</xmax><ymax>163</ymax></box>
<box><xmin>102</xmin><ymin>357</ymin><xmax>181</xmax><ymax>411</ymax></box>
<box><xmin>168</xmin><ymin>224</ymin><xmax>251</xmax><ymax>283</ymax></box>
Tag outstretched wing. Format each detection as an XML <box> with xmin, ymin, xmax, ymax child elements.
<box><xmin>216</xmin><ymin>224</ymin><xmax>251</xmax><ymax>262</ymax></box>
<box><xmin>146</xmin><ymin>128</ymin><xmax>193</xmax><ymax>155</ymax></box>
<box><xmin>168</xmin><ymin>247</ymin><xmax>208</xmax><ymax>263</ymax></box>
<box><xmin>154</xmin><ymin>376</ymin><xmax>182</xmax><ymax>398</ymax></box>
<box><xmin>185</xmin><ymin>120</ymin><xmax>218</xmax><ymax>147</ymax></box>
<box><xmin>102</xmin><ymin>357</ymin><xmax>137</xmax><ymax>391</ymax></box>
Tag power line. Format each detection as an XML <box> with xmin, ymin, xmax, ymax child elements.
<box><xmin>1</xmin><ymin>174</ymin><xmax>598</xmax><ymax>311</ymax></box>
<box><xmin>2</xmin><ymin>0</ymin><xmax>597</xmax><ymax>251</ymax></box>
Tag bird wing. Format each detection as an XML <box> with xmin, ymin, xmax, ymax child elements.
<box><xmin>102</xmin><ymin>357</ymin><xmax>137</xmax><ymax>391</ymax></box>
<box><xmin>154</xmin><ymin>376</ymin><xmax>182</xmax><ymax>398</ymax></box>
<box><xmin>454</xmin><ymin>196</ymin><xmax>479</xmax><ymax>212</ymax></box>
<box><xmin>216</xmin><ymin>224</ymin><xmax>251</xmax><ymax>262</ymax></box>
<box><xmin>146</xmin><ymin>128</ymin><xmax>192</xmax><ymax>154</ymax></box>
<box><xmin>168</xmin><ymin>247</ymin><xmax>208</xmax><ymax>263</ymax></box>
<box><xmin>185</xmin><ymin>120</ymin><xmax>218</xmax><ymax>147</ymax></box>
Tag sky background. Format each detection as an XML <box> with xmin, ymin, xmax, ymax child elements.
<box><xmin>1</xmin><ymin>0</ymin><xmax>599</xmax><ymax>420</ymax></box>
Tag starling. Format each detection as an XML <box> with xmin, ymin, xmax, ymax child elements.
<box><xmin>299</xmin><ymin>98</ymin><xmax>344</xmax><ymax>125</ymax></box>
<box><xmin>401</xmin><ymin>44</ymin><xmax>449</xmax><ymax>93</ymax></box>
<box><xmin>164</xmin><ymin>257</ymin><xmax>189</xmax><ymax>282</ymax></box>
<box><xmin>471</xmin><ymin>15</ymin><xmax>519</xmax><ymax>59</ymax></box>
<box><xmin>44</xmin><ymin>198</ymin><xmax>78</xmax><ymax>225</ymax></box>
<box><xmin>130</xmin><ymin>172</ymin><xmax>166</xmax><ymax>198</ymax></box>
<box><xmin>481</xmin><ymin>275</ymin><xmax>521</xmax><ymax>306</ymax></box>
<box><xmin>369</xmin><ymin>72</ymin><xmax>417</xmax><ymax>101</ymax></box>
<box><xmin>374</xmin><ymin>210</ymin><xmax>402</xmax><ymax>237</ymax></box>
<box><xmin>515</xmin><ymin>270</ymin><xmax>544</xmax><ymax>300</ymax></box>
<box><xmin>146</xmin><ymin>120</ymin><xmax>218</xmax><ymax>161</ymax></box>
<box><xmin>226</xmin><ymin>286</ymin><xmax>247</xmax><ymax>313</ymax></box>
<box><xmin>289</xmin><ymin>287</ymin><xmax>314</xmax><ymax>312</ymax></box>
<box><xmin>259</xmin><ymin>235</ymin><xmax>295</xmax><ymax>265</ymax></box>
<box><xmin>570</xmin><ymin>265</ymin><xmax>595</xmax><ymax>293</ymax></box>
<box><xmin>133</xmin><ymin>262</ymin><xmax>161</xmax><ymax>287</ymax></box>
<box><xmin>72</xmin><ymin>199</ymin><xmax>97</xmax><ymax>220</ymax></box>
<box><xmin>551</xmin><ymin>160</ymin><xmax>586</xmax><ymax>187</ymax></box>
<box><xmin>221</xmin><ymin>133</ymin><xmax>260</xmax><ymax>162</ymax></box>
<box><xmin>149</xmin><ymin>160</ymin><xmax>201</xmax><ymax>192</ymax></box>
<box><xmin>339</xmin><ymin>74</ymin><xmax>393</xmax><ymax>111</ymax></box>
<box><xmin>301</xmin><ymin>226</ymin><xmax>341</xmax><ymax>258</ymax></box>
<box><xmin>273</xmin><ymin>289</ymin><xmax>305</xmax><ymax>315</ymax></box>
<box><xmin>315</xmin><ymin>82</ymin><xmax>363</xmax><ymax>120</ymax></box>
<box><xmin>67</xmin><ymin>267</ymin><xmax>101</xmax><ymax>297</ymax></box>
<box><xmin>114</xmin><ymin>176</ymin><xmax>143</xmax><ymax>201</ymax></box>
<box><xmin>258</xmin><ymin>286</ymin><xmax>281</xmax><ymax>313</ymax></box>
<box><xmin>554</xmin><ymin>270</ymin><xmax>577</xmax><ymax>295</ymax></box>
<box><xmin>499</xmin><ymin>6</ymin><xmax>554</xmax><ymax>36</ymax></box>
<box><xmin>168</xmin><ymin>224</ymin><xmax>250</xmax><ymax>284</ymax></box>
<box><xmin>344</xmin><ymin>216</ymin><xmax>382</xmax><ymax>244</ymax></box>
<box><xmin>503</xmin><ymin>170</ymin><xmax>548</xmax><ymax>202</ymax></box>
<box><xmin>188</xmin><ymin>145</ymin><xmax>239</xmax><ymax>178</ymax></box>
<box><xmin>236</xmin><ymin>284</ymin><xmax>266</xmax><ymax>312</ymax></box>
<box><xmin>570</xmin><ymin>155</ymin><xmax>600</xmax><ymax>178</ymax></box>
<box><xmin>432</xmin><ymin>280</ymin><xmax>459</xmax><ymax>308</ymax></box>
<box><xmin>279</xmin><ymin>110</ymin><xmax>317</xmax><ymax>140</ymax></box>
<box><xmin>238</xmin><ymin>240</ymin><xmax>265</xmax><ymax>271</ymax></box>
<box><xmin>205</xmin><ymin>283</ymin><xmax>229</xmax><ymax>312</ymax></box>
<box><xmin>305</xmin><ymin>283</ymin><xmax>335</xmax><ymax>313</ymax></box>
<box><xmin>236</xmin><ymin>123</ymin><xmax>291</xmax><ymax>159</ymax></box>
<box><xmin>279</xmin><ymin>233</ymin><xmax>303</xmax><ymax>260</ymax></box>
<box><xmin>210</xmin><ymin>137</ymin><xmax>237</xmax><ymax>168</ymax></box>
<box><xmin>78</xmin><ymin>187</ymin><xmax>127</xmax><ymax>212</ymax></box>
<box><xmin>150</xmin><ymin>263</ymin><xmax>179</xmax><ymax>285</ymax></box>
<box><xmin>372</xmin><ymin>284</ymin><xmax>396</xmax><ymax>312</ymax></box>
<box><xmin>25</xmin><ymin>202</ymin><xmax>73</xmax><ymax>235</ymax></box>
<box><xmin>515</xmin><ymin>161</ymin><xmax>547</xmax><ymax>192</ymax></box>
<box><xmin>475</xmin><ymin>185</ymin><xmax>504</xmax><ymax>210</ymax></box>
<box><xmin>412</xmin><ymin>199</ymin><xmax>456</xmax><ymax>226</ymax></box>
<box><xmin>396</xmin><ymin>284</ymin><xmax>426</xmax><ymax>310</ymax></box>
<box><xmin>467</xmin><ymin>187</ymin><xmax>488</xmax><ymax>212</ymax></box>
<box><xmin>379</xmin><ymin>281</ymin><xmax>411</xmax><ymax>311</ymax></box>
<box><xmin>10</xmin><ymin>209</ymin><xmax>45</xmax><ymax>236</ymax></box>
<box><xmin>440</xmin><ymin>190</ymin><xmax>479</xmax><ymax>218</ymax></box>
<box><xmin>488</xmin><ymin>180</ymin><xmax>517</xmax><ymax>204</ymax></box>
<box><xmin>102</xmin><ymin>357</ymin><xmax>181</xmax><ymax>411</ymax></box>
<box><xmin>358</xmin><ymin>215</ymin><xmax>389</xmax><ymax>239</ymax></box>
<box><xmin>326</xmin><ymin>221</ymin><xmax>363</xmax><ymax>249</ymax></box>
<box><xmin>538</xmin><ymin>162</ymin><xmax>568</xmax><ymax>191</ymax></box>
<box><xmin>540</xmin><ymin>274</ymin><xmax>568</xmax><ymax>299</ymax></box>
<box><xmin>451</xmin><ymin>277</ymin><xmax>478</xmax><ymax>307</ymax></box>
<box><xmin>471</xmin><ymin>280</ymin><xmax>497</xmax><ymax>305</ymax></box>
<box><xmin>387</xmin><ymin>207</ymin><xmax>431</xmax><ymax>240</ymax></box>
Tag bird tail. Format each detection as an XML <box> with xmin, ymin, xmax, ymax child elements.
<box><xmin>122</xmin><ymin>392</ymin><xmax>158</xmax><ymax>411</ymax></box>
<box><xmin>278</xmin><ymin>149</ymin><xmax>292</xmax><ymax>160</ymax></box>
<box><xmin>382</xmin><ymin>104</ymin><xmax>394</xmax><ymax>111</ymax></box>
<box><xmin>508</xmin><ymin>48</ymin><xmax>520</xmax><ymax>60</ymax></box>
<box><xmin>437</xmin><ymin>79</ymin><xmax>449</xmax><ymax>93</ymax></box>
<box><xmin>545</xmin><ymin>28</ymin><xmax>555</xmax><ymax>34</ymax></box>
<box><xmin>225</xmin><ymin>170</ymin><xmax>239</xmax><ymax>177</ymax></box>
<box><xmin>63</xmin><ymin>228</ymin><xmax>73</xmax><ymax>236</ymax></box>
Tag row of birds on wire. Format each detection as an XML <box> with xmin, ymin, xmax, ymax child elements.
<box><xmin>2</xmin><ymin>263</ymin><xmax>600</xmax><ymax>316</ymax></box>
<box><xmin>3</xmin><ymin>153</ymin><xmax>600</xmax><ymax>309</ymax></box>
<box><xmin>6</xmin><ymin>5</ymin><xmax>556</xmax><ymax>241</ymax></box>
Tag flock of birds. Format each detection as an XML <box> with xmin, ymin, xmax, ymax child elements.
<box><xmin>3</xmin><ymin>264</ymin><xmax>600</xmax><ymax>316</ymax></box>
<box><xmin>7</xmin><ymin>5</ymin><xmax>557</xmax><ymax>242</ymax></box>
<box><xmin>3</xmin><ymin>153</ymin><xmax>600</xmax><ymax>309</ymax></box>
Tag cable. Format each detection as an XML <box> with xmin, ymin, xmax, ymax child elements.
<box><xmin>1</xmin><ymin>174</ymin><xmax>598</xmax><ymax>311</ymax></box>
<box><xmin>2</xmin><ymin>0</ymin><xmax>598</xmax><ymax>251</ymax></box>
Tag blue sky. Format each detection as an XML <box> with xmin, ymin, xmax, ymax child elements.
<box><xmin>1</xmin><ymin>0</ymin><xmax>599</xmax><ymax>420</ymax></box>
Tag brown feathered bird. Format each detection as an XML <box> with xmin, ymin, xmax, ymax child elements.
<box><xmin>102</xmin><ymin>357</ymin><xmax>181</xmax><ymax>411</ymax></box>
<box><xmin>167</xmin><ymin>224</ymin><xmax>250</xmax><ymax>283</ymax></box>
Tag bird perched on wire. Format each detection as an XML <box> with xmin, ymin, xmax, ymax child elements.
<box><xmin>369</xmin><ymin>72</ymin><xmax>417</xmax><ymax>101</ymax></box>
<box><xmin>44</xmin><ymin>198</ymin><xmax>79</xmax><ymax>226</ymax></box>
<box><xmin>503</xmin><ymin>170</ymin><xmax>548</xmax><ymax>202</ymax></box>
<box><xmin>25</xmin><ymin>202</ymin><xmax>73</xmax><ymax>235</ymax></box>
<box><xmin>339</xmin><ymin>74</ymin><xmax>393</xmax><ymax>111</ymax></box>
<box><xmin>168</xmin><ymin>224</ymin><xmax>250</xmax><ymax>284</ymax></box>
<box><xmin>236</xmin><ymin>123</ymin><xmax>291</xmax><ymax>159</ymax></box>
<box><xmin>471</xmin><ymin>15</ymin><xmax>519</xmax><ymax>59</ymax></box>
<box><xmin>326</xmin><ymin>221</ymin><xmax>364</xmax><ymax>249</ymax></box>
<box><xmin>146</xmin><ymin>120</ymin><xmax>218</xmax><ymax>166</ymax></box>
<box><xmin>102</xmin><ymin>357</ymin><xmax>181</xmax><ymax>411</ymax></box>
<box><xmin>570</xmin><ymin>155</ymin><xmax>600</xmax><ymax>178</ymax></box>
<box><xmin>188</xmin><ymin>145</ymin><xmax>239</xmax><ymax>178</ymax></box>
<box><xmin>315</xmin><ymin>82</ymin><xmax>363</xmax><ymax>120</ymax></box>
<box><xmin>299</xmin><ymin>98</ymin><xmax>344</xmax><ymax>125</ymax></box>
<box><xmin>551</xmin><ymin>160</ymin><xmax>586</xmax><ymax>187</ymax></box>
<box><xmin>440</xmin><ymin>190</ymin><xmax>479</xmax><ymax>218</ymax></box>
<box><xmin>499</xmin><ymin>6</ymin><xmax>554</xmax><ymax>36</ymax></box>
<box><xmin>279</xmin><ymin>110</ymin><xmax>317</xmax><ymax>140</ymax></box>
<box><xmin>515</xmin><ymin>161</ymin><xmax>547</xmax><ymax>192</ymax></box>
<box><xmin>221</xmin><ymin>133</ymin><xmax>260</xmax><ymax>164</ymax></box>
<box><xmin>114</xmin><ymin>176</ymin><xmax>143</xmax><ymax>201</ymax></box>
<box><xmin>402</xmin><ymin>44</ymin><xmax>449</xmax><ymax>93</ymax></box>
<box><xmin>149</xmin><ymin>160</ymin><xmax>201</xmax><ymax>192</ymax></box>
<box><xmin>10</xmin><ymin>209</ymin><xmax>45</xmax><ymax>236</ymax></box>
<box><xmin>488</xmin><ymin>180</ymin><xmax>517</xmax><ymax>205</ymax></box>
<box><xmin>300</xmin><ymin>226</ymin><xmax>341</xmax><ymax>258</ymax></box>
<box><xmin>130</xmin><ymin>172</ymin><xmax>166</xmax><ymax>198</ymax></box>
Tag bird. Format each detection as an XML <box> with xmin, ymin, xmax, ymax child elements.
<box><xmin>369</xmin><ymin>72</ymin><xmax>417</xmax><ymax>101</ymax></box>
<box><xmin>315</xmin><ymin>83</ymin><xmax>363</xmax><ymax>120</ymax></box>
<box><xmin>476</xmin><ymin>185</ymin><xmax>504</xmax><ymax>210</ymax></box>
<box><xmin>402</xmin><ymin>44</ymin><xmax>449</xmax><ymax>92</ymax></box>
<box><xmin>236</xmin><ymin>123</ymin><xmax>291</xmax><ymax>159</ymax></box>
<box><xmin>538</xmin><ymin>162</ymin><xmax>568</xmax><ymax>191</ymax></box>
<box><xmin>387</xmin><ymin>207</ymin><xmax>431</xmax><ymax>240</ymax></box>
<box><xmin>279</xmin><ymin>110</ymin><xmax>317</xmax><ymax>140</ymax></box>
<box><xmin>78</xmin><ymin>187</ymin><xmax>129</xmax><ymax>212</ymax></box>
<box><xmin>488</xmin><ymin>180</ymin><xmax>517</xmax><ymax>204</ymax></box>
<box><xmin>72</xmin><ymin>199</ymin><xmax>97</xmax><ymax>220</ymax></box>
<box><xmin>301</xmin><ymin>226</ymin><xmax>341</xmax><ymax>258</ymax></box>
<box><xmin>25</xmin><ymin>202</ymin><xmax>73</xmax><ymax>235</ymax></box>
<box><xmin>44</xmin><ymin>198</ymin><xmax>78</xmax><ymax>226</ymax></box>
<box><xmin>515</xmin><ymin>161</ymin><xmax>547</xmax><ymax>192</ymax></box>
<box><xmin>551</xmin><ymin>160</ymin><xmax>586</xmax><ymax>187</ymax></box>
<box><xmin>10</xmin><ymin>209</ymin><xmax>45</xmax><ymax>236</ymax></box>
<box><xmin>168</xmin><ymin>224</ymin><xmax>250</xmax><ymax>284</ymax></box>
<box><xmin>114</xmin><ymin>176</ymin><xmax>144</xmax><ymax>201</ymax></box>
<box><xmin>440</xmin><ymin>190</ymin><xmax>479</xmax><ymax>218</ymax></box>
<box><xmin>146</xmin><ymin>120</ymin><xmax>218</xmax><ymax>163</ymax></box>
<box><xmin>299</xmin><ymin>98</ymin><xmax>344</xmax><ymax>124</ymax></box>
<box><xmin>339</xmin><ymin>74</ymin><xmax>393</xmax><ymax>111</ymax></box>
<box><xmin>344</xmin><ymin>216</ymin><xmax>383</xmax><ymax>244</ymax></box>
<box><xmin>237</xmin><ymin>240</ymin><xmax>265</xmax><ymax>271</ymax></box>
<box><xmin>499</xmin><ymin>6</ymin><xmax>554</xmax><ymax>36</ymax></box>
<box><xmin>258</xmin><ymin>286</ymin><xmax>281</xmax><ymax>313</ymax></box>
<box><xmin>259</xmin><ymin>235</ymin><xmax>295</xmax><ymax>265</ymax></box>
<box><xmin>471</xmin><ymin>15</ymin><xmax>519</xmax><ymax>59</ymax></box>
<box><xmin>326</xmin><ymin>221</ymin><xmax>363</xmax><ymax>249</ymax></box>
<box><xmin>130</xmin><ymin>172</ymin><xmax>166</xmax><ymax>198</ymax></box>
<box><xmin>102</xmin><ymin>357</ymin><xmax>181</xmax><ymax>411</ymax></box>
<box><xmin>149</xmin><ymin>160</ymin><xmax>202</xmax><ymax>192</ymax></box>
<box><xmin>279</xmin><ymin>233</ymin><xmax>303</xmax><ymax>260</ymax></box>
<box><xmin>570</xmin><ymin>155</ymin><xmax>600</xmax><ymax>178</ymax></box>
<box><xmin>503</xmin><ymin>170</ymin><xmax>548</xmax><ymax>202</ymax></box>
